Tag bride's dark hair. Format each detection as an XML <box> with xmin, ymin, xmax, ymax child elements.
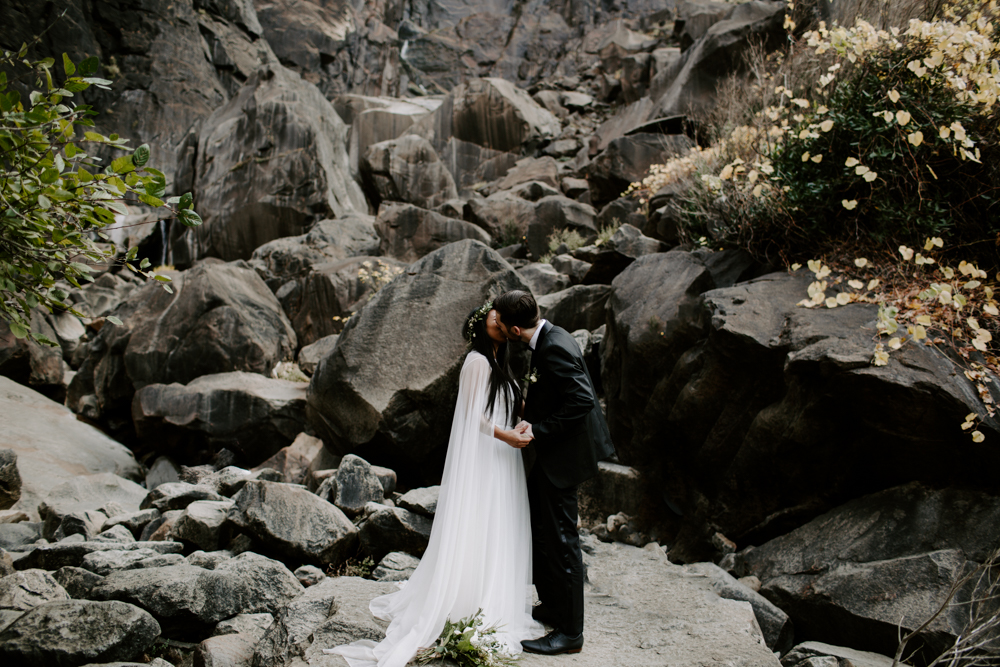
<box><xmin>463</xmin><ymin>305</ymin><xmax>522</xmax><ymax>427</ymax></box>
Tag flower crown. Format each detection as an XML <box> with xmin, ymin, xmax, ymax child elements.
<box><xmin>465</xmin><ymin>300</ymin><xmax>493</xmax><ymax>341</ymax></box>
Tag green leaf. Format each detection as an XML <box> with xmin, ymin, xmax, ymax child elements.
<box><xmin>106</xmin><ymin>315</ymin><xmax>123</xmax><ymax>326</ymax></box>
<box><xmin>83</xmin><ymin>131</ymin><xmax>104</xmax><ymax>142</ymax></box>
<box><xmin>133</xmin><ymin>144</ymin><xmax>150</xmax><ymax>167</ymax></box>
<box><xmin>62</xmin><ymin>53</ymin><xmax>76</xmax><ymax>76</ymax></box>
<box><xmin>8</xmin><ymin>320</ymin><xmax>29</xmax><ymax>339</ymax></box>
<box><xmin>110</xmin><ymin>155</ymin><xmax>134</xmax><ymax>174</ymax></box>
<box><xmin>37</xmin><ymin>194</ymin><xmax>51</xmax><ymax>210</ymax></box>
<box><xmin>64</xmin><ymin>143</ymin><xmax>78</xmax><ymax>158</ymax></box>
<box><xmin>79</xmin><ymin>56</ymin><xmax>99</xmax><ymax>75</ymax></box>
<box><xmin>179</xmin><ymin>192</ymin><xmax>193</xmax><ymax>210</ymax></box>
<box><xmin>139</xmin><ymin>258</ymin><xmax>150</xmax><ymax>269</ymax></box>
<box><xmin>153</xmin><ymin>274</ymin><xmax>171</xmax><ymax>282</ymax></box>
<box><xmin>108</xmin><ymin>177</ymin><xmax>127</xmax><ymax>195</ymax></box>
<box><xmin>138</xmin><ymin>193</ymin><xmax>164</xmax><ymax>207</ymax></box>
<box><xmin>179</xmin><ymin>208</ymin><xmax>203</xmax><ymax>227</ymax></box>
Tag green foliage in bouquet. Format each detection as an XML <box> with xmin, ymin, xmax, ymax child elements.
<box><xmin>415</xmin><ymin>609</ymin><xmax>517</xmax><ymax>667</ymax></box>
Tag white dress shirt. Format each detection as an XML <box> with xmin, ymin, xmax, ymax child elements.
<box><xmin>528</xmin><ymin>319</ymin><xmax>548</xmax><ymax>350</ymax></box>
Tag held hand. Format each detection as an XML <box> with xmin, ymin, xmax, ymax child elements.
<box><xmin>504</xmin><ymin>423</ymin><xmax>533</xmax><ymax>449</ymax></box>
<box><xmin>515</xmin><ymin>420</ymin><xmax>531</xmax><ymax>434</ymax></box>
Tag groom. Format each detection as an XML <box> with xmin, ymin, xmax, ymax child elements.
<box><xmin>494</xmin><ymin>290</ymin><xmax>615</xmax><ymax>656</ymax></box>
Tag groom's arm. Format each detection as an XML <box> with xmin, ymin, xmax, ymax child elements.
<box><xmin>532</xmin><ymin>343</ymin><xmax>596</xmax><ymax>442</ymax></box>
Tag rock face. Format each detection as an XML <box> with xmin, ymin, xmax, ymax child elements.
<box><xmin>588</xmin><ymin>133</ymin><xmax>694</xmax><ymax>205</ymax></box>
<box><xmin>69</xmin><ymin>261</ymin><xmax>297</xmax><ymax>435</ymax></box>
<box><xmin>38</xmin><ymin>473</ymin><xmax>148</xmax><ymax>542</ymax></box>
<box><xmin>537</xmin><ymin>285</ymin><xmax>612</xmax><ymax>333</ymax></box>
<box><xmin>179</xmin><ymin>63</ymin><xmax>365</xmax><ymax>265</ymax></box>
<box><xmin>133</xmin><ymin>372</ymin><xmax>308</xmax><ymax>466</ymax></box>
<box><xmin>361</xmin><ymin>135</ymin><xmax>459</xmax><ymax>210</ymax></box>
<box><xmin>0</xmin><ymin>599</ymin><xmax>160</xmax><ymax>667</ymax></box>
<box><xmin>0</xmin><ymin>378</ymin><xmax>142</xmax><ymax>521</ymax></box>
<box><xmin>731</xmin><ymin>483</ymin><xmax>1000</xmax><ymax>659</ymax></box>
<box><xmin>376</xmin><ymin>203</ymin><xmax>492</xmax><ymax>263</ymax></box>
<box><xmin>0</xmin><ymin>570</ymin><xmax>70</xmax><ymax>611</ymax></box>
<box><xmin>227</xmin><ymin>481</ymin><xmax>358</xmax><ymax>565</ymax></box>
<box><xmin>0</xmin><ymin>450</ymin><xmax>21</xmax><ymax>511</ymax></box>
<box><xmin>307</xmin><ymin>240</ymin><xmax>530</xmax><ymax>480</ymax></box>
<box><xmin>331</xmin><ymin>455</ymin><xmax>385</xmax><ymax>518</ymax></box>
<box><xmin>358</xmin><ymin>506</ymin><xmax>433</xmax><ymax>562</ymax></box>
<box><xmin>91</xmin><ymin>553</ymin><xmax>302</xmax><ymax>635</ymax></box>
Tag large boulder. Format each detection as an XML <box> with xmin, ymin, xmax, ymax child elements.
<box><xmin>0</xmin><ymin>378</ymin><xmax>142</xmax><ymax>521</ymax></box>
<box><xmin>376</xmin><ymin>203</ymin><xmax>492</xmax><ymax>263</ymax></box>
<box><xmin>178</xmin><ymin>63</ymin><xmax>365</xmax><ymax>265</ymax></box>
<box><xmin>465</xmin><ymin>185</ymin><xmax>551</xmax><ymax>240</ymax></box>
<box><xmin>588</xmin><ymin>133</ymin><xmax>695</xmax><ymax>206</ymax></box>
<box><xmin>330</xmin><ymin>455</ymin><xmax>385</xmax><ymax>518</ymax></box>
<box><xmin>0</xmin><ymin>570</ymin><xmax>70</xmax><ymax>612</ymax></box>
<box><xmin>651</xmin><ymin>1</ymin><xmax>786</xmax><ymax>119</ymax></box>
<box><xmin>358</xmin><ymin>506</ymin><xmax>433</xmax><ymax>562</ymax></box>
<box><xmin>537</xmin><ymin>285</ymin><xmax>612</xmax><ymax>333</ymax></box>
<box><xmin>227</xmin><ymin>481</ymin><xmax>358</xmax><ymax>565</ymax></box>
<box><xmin>411</xmin><ymin>77</ymin><xmax>561</xmax><ymax>156</ymax></box>
<box><xmin>14</xmin><ymin>541</ymin><xmax>185</xmax><ymax>572</ymax></box>
<box><xmin>361</xmin><ymin>135</ymin><xmax>459</xmax><ymax>210</ymax></box>
<box><xmin>0</xmin><ymin>313</ymin><xmax>65</xmax><ymax>399</ymax></box>
<box><xmin>38</xmin><ymin>474</ymin><xmax>148</xmax><ymax>542</ymax></box>
<box><xmin>68</xmin><ymin>260</ymin><xmax>297</xmax><ymax>434</ymax></box>
<box><xmin>132</xmin><ymin>372</ymin><xmax>308</xmax><ymax>466</ymax></box>
<box><xmin>525</xmin><ymin>196</ymin><xmax>598</xmax><ymax>260</ymax></box>
<box><xmin>339</xmin><ymin>95</ymin><xmax>440</xmax><ymax>177</ymax></box>
<box><xmin>254</xmin><ymin>432</ymin><xmax>325</xmax><ymax>485</ymax></box>
<box><xmin>91</xmin><ymin>553</ymin><xmax>303</xmax><ymax>636</ymax></box>
<box><xmin>0</xmin><ymin>600</ymin><xmax>160</xmax><ymax>667</ymax></box>
<box><xmin>171</xmin><ymin>500</ymin><xmax>235</xmax><ymax>552</ymax></box>
<box><xmin>250</xmin><ymin>215</ymin><xmax>382</xmax><ymax>290</ymax></box>
<box><xmin>307</xmin><ymin>240</ymin><xmax>530</xmax><ymax>480</ymax></box>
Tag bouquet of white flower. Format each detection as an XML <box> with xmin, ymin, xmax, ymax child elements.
<box><xmin>414</xmin><ymin>609</ymin><xmax>517</xmax><ymax>667</ymax></box>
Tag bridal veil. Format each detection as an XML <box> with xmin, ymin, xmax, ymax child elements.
<box><xmin>327</xmin><ymin>351</ymin><xmax>542</xmax><ymax>667</ymax></box>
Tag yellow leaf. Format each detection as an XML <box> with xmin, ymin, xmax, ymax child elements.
<box><xmin>907</xmin><ymin>131</ymin><xmax>924</xmax><ymax>146</ymax></box>
<box><xmin>811</xmin><ymin>154</ymin><xmax>823</xmax><ymax>163</ymax></box>
<box><xmin>966</xmin><ymin>412</ymin><xmax>978</xmax><ymax>422</ymax></box>
<box><xmin>984</xmin><ymin>303</ymin><xmax>999</xmax><ymax>316</ymax></box>
<box><xmin>961</xmin><ymin>421</ymin><xmax>974</xmax><ymax>430</ymax></box>
<box><xmin>842</xmin><ymin>199</ymin><xmax>858</xmax><ymax>210</ymax></box>
<box><xmin>938</xmin><ymin>290</ymin><xmax>952</xmax><ymax>305</ymax></box>
<box><xmin>972</xmin><ymin>431</ymin><xmax>985</xmax><ymax>443</ymax></box>
<box><xmin>973</xmin><ymin>339</ymin><xmax>988</xmax><ymax>351</ymax></box>
<box><xmin>964</xmin><ymin>280</ymin><xmax>981</xmax><ymax>289</ymax></box>
<box><xmin>899</xmin><ymin>246</ymin><xmax>914</xmax><ymax>261</ymax></box>
<box><xmin>820</xmin><ymin>119</ymin><xmax>834</xmax><ymax>132</ymax></box>
<box><xmin>929</xmin><ymin>237</ymin><xmax>943</xmax><ymax>248</ymax></box>
<box><xmin>720</xmin><ymin>164</ymin><xmax>734</xmax><ymax>180</ymax></box>
<box><xmin>801</xmin><ymin>152</ymin><xmax>811</xmax><ymax>162</ymax></box>
<box><xmin>825</xmin><ymin>297</ymin><xmax>838</xmax><ymax>308</ymax></box>
<box><xmin>845</xmin><ymin>157</ymin><xmax>859</xmax><ymax>167</ymax></box>
<box><xmin>848</xmin><ymin>280</ymin><xmax>864</xmax><ymax>289</ymax></box>
<box><xmin>808</xmin><ymin>259</ymin><xmax>821</xmax><ymax>273</ymax></box>
<box><xmin>855</xmin><ymin>165</ymin><xmax>870</xmax><ymax>176</ymax></box>
<box><xmin>867</xmin><ymin>279</ymin><xmax>880</xmax><ymax>291</ymax></box>
<box><xmin>836</xmin><ymin>292</ymin><xmax>851</xmax><ymax>305</ymax></box>
<box><xmin>896</xmin><ymin>110</ymin><xmax>911</xmax><ymax>125</ymax></box>
<box><xmin>913</xmin><ymin>325</ymin><xmax>927</xmax><ymax>340</ymax></box>
<box><xmin>873</xmin><ymin>349</ymin><xmax>889</xmax><ymax>366</ymax></box>
<box><xmin>940</xmin><ymin>125</ymin><xmax>951</xmax><ymax>139</ymax></box>
<box><xmin>968</xmin><ymin>317</ymin><xmax>981</xmax><ymax>330</ymax></box>
<box><xmin>917</xmin><ymin>315</ymin><xmax>932</xmax><ymax>325</ymax></box>
<box><xmin>790</xmin><ymin>263</ymin><xmax>802</xmax><ymax>271</ymax></box>
<box><xmin>752</xmin><ymin>184</ymin><xmax>763</xmax><ymax>197</ymax></box>
<box><xmin>941</xmin><ymin>267</ymin><xmax>955</xmax><ymax>279</ymax></box>
<box><xmin>863</xmin><ymin>170</ymin><xmax>877</xmax><ymax>182</ymax></box>
<box><xmin>888</xmin><ymin>89</ymin><xmax>900</xmax><ymax>103</ymax></box>
<box><xmin>854</xmin><ymin>257</ymin><xmax>868</xmax><ymax>268</ymax></box>
<box><xmin>888</xmin><ymin>337</ymin><xmax>902</xmax><ymax>349</ymax></box>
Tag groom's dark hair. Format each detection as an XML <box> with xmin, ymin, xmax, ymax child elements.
<box><xmin>494</xmin><ymin>290</ymin><xmax>539</xmax><ymax>329</ymax></box>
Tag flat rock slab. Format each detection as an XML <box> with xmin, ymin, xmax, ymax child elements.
<box><xmin>322</xmin><ymin>539</ymin><xmax>779</xmax><ymax>667</ymax></box>
<box><xmin>14</xmin><ymin>541</ymin><xmax>185</xmax><ymax>571</ymax></box>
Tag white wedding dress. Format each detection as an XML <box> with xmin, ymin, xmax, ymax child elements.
<box><xmin>326</xmin><ymin>351</ymin><xmax>543</xmax><ymax>667</ymax></box>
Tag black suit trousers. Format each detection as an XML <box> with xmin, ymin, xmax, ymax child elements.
<box><xmin>527</xmin><ymin>465</ymin><xmax>584</xmax><ymax>636</ymax></box>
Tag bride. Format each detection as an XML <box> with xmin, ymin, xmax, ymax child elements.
<box><xmin>326</xmin><ymin>300</ymin><xmax>543</xmax><ymax>667</ymax></box>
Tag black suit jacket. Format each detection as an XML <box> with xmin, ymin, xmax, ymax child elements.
<box><xmin>524</xmin><ymin>321</ymin><xmax>615</xmax><ymax>489</ymax></box>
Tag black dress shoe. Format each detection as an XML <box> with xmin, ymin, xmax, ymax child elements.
<box><xmin>521</xmin><ymin>629</ymin><xmax>584</xmax><ymax>655</ymax></box>
<box><xmin>530</xmin><ymin>604</ymin><xmax>560</xmax><ymax>627</ymax></box>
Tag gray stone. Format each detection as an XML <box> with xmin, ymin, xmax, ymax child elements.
<box><xmin>0</xmin><ymin>569</ymin><xmax>70</xmax><ymax>611</ymax></box>
<box><xmin>579</xmin><ymin>462</ymin><xmax>644</xmax><ymax>525</ymax></box>
<box><xmin>343</xmin><ymin>96</ymin><xmax>438</xmax><ymax>177</ymax></box>
<box><xmin>92</xmin><ymin>553</ymin><xmax>302</xmax><ymax>634</ymax></box>
<box><xmin>141</xmin><ymin>484</ymin><xmax>226</xmax><ymax>513</ymax></box>
<box><xmin>359</xmin><ymin>507</ymin><xmax>433</xmax><ymax>562</ymax></box>
<box><xmin>781</xmin><ymin>641</ymin><xmax>903</xmax><ymax>667</ymax></box>
<box><xmin>371</xmin><ymin>466</ymin><xmax>397</xmax><ymax>498</ymax></box>
<box><xmin>518</xmin><ymin>262</ymin><xmax>571</xmax><ymax>297</ymax></box>
<box><xmin>0</xmin><ymin>380</ymin><xmax>143</xmax><ymax>521</ymax></box>
<box><xmin>376</xmin><ymin>203</ymin><xmax>492</xmax><ymax>263</ymax></box>
<box><xmin>14</xmin><ymin>540</ymin><xmax>185</xmax><ymax>572</ymax></box>
<box><xmin>213</xmin><ymin>612</ymin><xmax>274</xmax><ymax>643</ymax></box>
<box><xmin>295</xmin><ymin>577</ymin><xmax>398</xmax><ymax>664</ymax></box>
<box><xmin>490</xmin><ymin>156</ymin><xmax>561</xmax><ymax>193</ymax></box>
<box><xmin>0</xmin><ymin>599</ymin><xmax>160</xmax><ymax>667</ymax></box>
<box><xmin>588</xmin><ymin>133</ymin><xmax>695</xmax><ymax>205</ymax></box>
<box><xmin>684</xmin><ymin>562</ymin><xmax>793</xmax><ymax>653</ymax></box>
<box><xmin>134</xmin><ymin>554</ymin><xmax>186</xmax><ymax>569</ymax></box>
<box><xmin>0</xmin><ymin>450</ymin><xmax>21</xmax><ymax>511</ymax></box>
<box><xmin>94</xmin><ymin>525</ymin><xmax>136</xmax><ymax>544</ymax></box>
<box><xmin>298</xmin><ymin>336</ymin><xmax>339</xmax><ymax>377</ymax></box>
<box><xmin>133</xmin><ymin>373</ymin><xmax>308</xmax><ymax>467</ymax></box>
<box><xmin>53</xmin><ymin>566</ymin><xmax>106</xmax><ymax>600</ymax></box>
<box><xmin>251</xmin><ymin>575</ymin><xmax>339</xmax><ymax>667</ymax></box>
<box><xmin>294</xmin><ymin>564</ymin><xmax>326</xmax><ymax>587</ymax></box>
<box><xmin>395</xmin><ymin>487</ymin><xmax>439</xmax><ymax>518</ymax></box>
<box><xmin>139</xmin><ymin>510</ymin><xmax>184</xmax><ymax>542</ymax></box>
<box><xmin>550</xmin><ymin>254</ymin><xmax>593</xmax><ymax>284</ymax></box>
<box><xmin>228</xmin><ymin>481</ymin><xmax>358</xmax><ymax>565</ymax></box>
<box><xmin>362</xmin><ymin>135</ymin><xmax>458</xmax><ymax>210</ymax></box>
<box><xmin>179</xmin><ymin>63</ymin><xmax>365</xmax><ymax>264</ymax></box>
<box><xmin>253</xmin><ymin>433</ymin><xmax>325</xmax><ymax>486</ymax></box>
<box><xmin>526</xmin><ymin>195</ymin><xmax>598</xmax><ymax>260</ymax></box>
<box><xmin>81</xmin><ymin>549</ymin><xmax>171</xmax><ymax>576</ymax></box>
<box><xmin>334</xmin><ymin>455</ymin><xmax>385</xmax><ymax>518</ymax></box>
<box><xmin>307</xmin><ymin>240</ymin><xmax>529</xmax><ymax>480</ymax></box>
<box><xmin>0</xmin><ymin>522</ymin><xmax>40</xmax><ymax>551</ymax></box>
<box><xmin>172</xmin><ymin>501</ymin><xmax>234</xmax><ymax>552</ymax></box>
<box><xmin>103</xmin><ymin>510</ymin><xmax>161</xmax><ymax>539</ymax></box>
<box><xmin>39</xmin><ymin>474</ymin><xmax>147</xmax><ymax>542</ymax></box>
<box><xmin>538</xmin><ymin>285</ymin><xmax>612</xmax><ymax>333</ymax></box>
<box><xmin>0</xmin><ymin>312</ymin><xmax>65</xmax><ymax>397</ymax></box>
<box><xmin>195</xmin><ymin>633</ymin><xmax>256</xmax><ymax>667</ymax></box>
<box><xmin>145</xmin><ymin>457</ymin><xmax>181</xmax><ymax>491</ymax></box>
<box><xmin>372</xmin><ymin>552</ymin><xmax>421</xmax><ymax>582</ymax></box>
<box><xmin>185</xmin><ymin>551</ymin><xmax>233</xmax><ymax>570</ymax></box>
<box><xmin>52</xmin><ymin>510</ymin><xmax>108</xmax><ymax>542</ymax></box>
<box><xmin>464</xmin><ymin>189</ymin><xmax>537</xmax><ymax>240</ymax></box>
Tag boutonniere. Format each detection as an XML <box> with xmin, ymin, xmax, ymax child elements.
<box><xmin>522</xmin><ymin>369</ymin><xmax>539</xmax><ymax>388</ymax></box>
